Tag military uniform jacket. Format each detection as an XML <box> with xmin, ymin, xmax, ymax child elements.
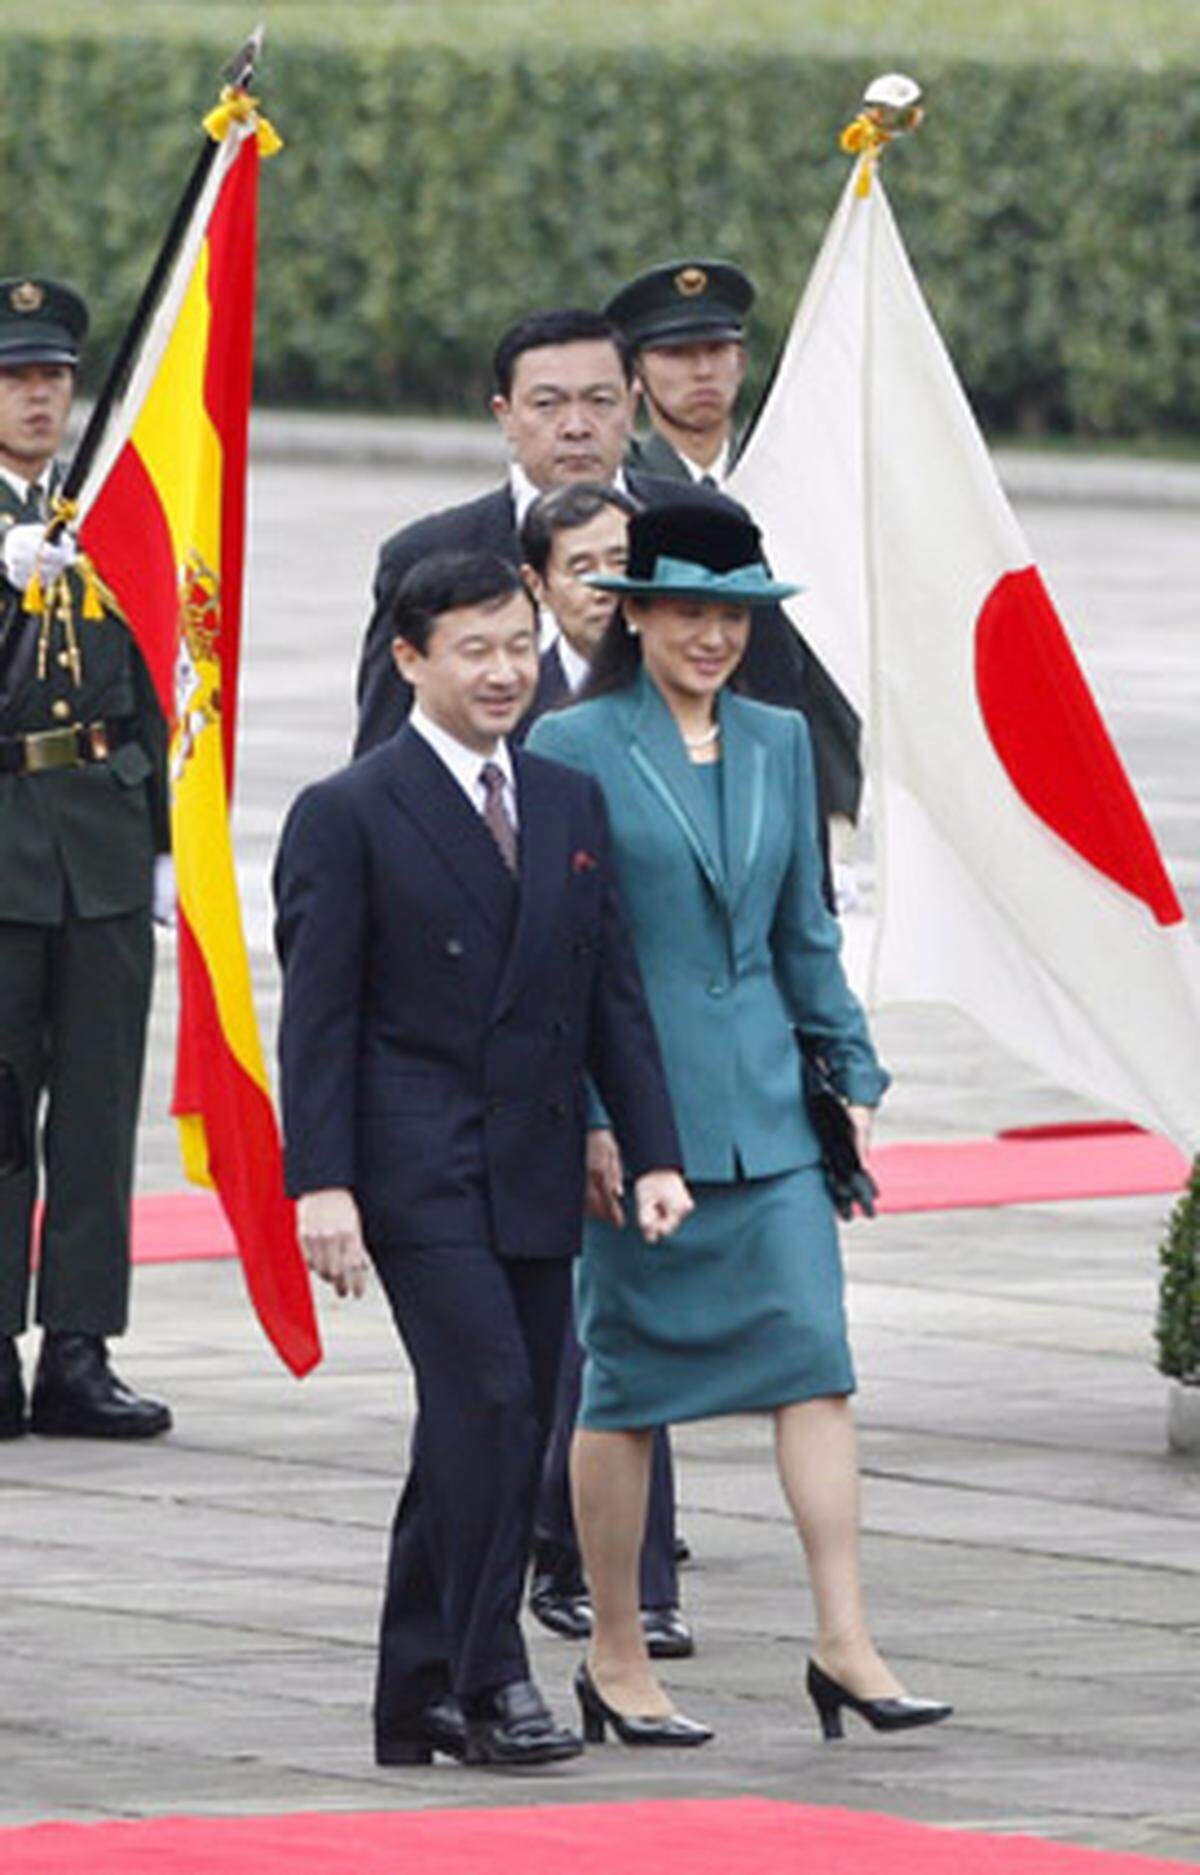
<box><xmin>0</xmin><ymin>475</ymin><xmax>169</xmax><ymax>923</ymax></box>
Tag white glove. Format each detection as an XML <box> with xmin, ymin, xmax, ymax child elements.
<box><xmin>152</xmin><ymin>854</ymin><xmax>177</xmax><ymax>928</ymax></box>
<box><xmin>3</xmin><ymin>522</ymin><xmax>77</xmax><ymax>591</ymax></box>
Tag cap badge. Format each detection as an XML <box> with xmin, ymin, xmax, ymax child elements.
<box><xmin>674</xmin><ymin>267</ymin><xmax>708</xmax><ymax>298</ymax></box>
<box><xmin>10</xmin><ymin>281</ymin><xmax>44</xmax><ymax>314</ymax></box>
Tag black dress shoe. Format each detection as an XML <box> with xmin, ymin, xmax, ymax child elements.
<box><xmin>0</xmin><ymin>1337</ymin><xmax>25</xmax><ymax>1440</ymax></box>
<box><xmin>806</xmin><ymin>1657</ymin><xmax>953</xmax><ymax>1741</ymax></box>
<box><xmin>641</xmin><ymin>1606</ymin><xmax>694</xmax><ymax>1659</ymax></box>
<box><xmin>463</xmin><ymin>1679</ymin><xmax>582</xmax><ymax>1767</ymax></box>
<box><xmin>574</xmin><ymin>1661</ymin><xmax>713</xmax><ymax>1748</ymax></box>
<box><xmin>30</xmin><ymin>1334</ymin><xmax>172</xmax><ymax>1440</ymax></box>
<box><xmin>673</xmin><ymin>1532</ymin><xmax>693</xmax><ymax>1566</ymax></box>
<box><xmin>376</xmin><ymin>1695</ymin><xmax>467</xmax><ymax>1765</ymax></box>
<box><xmin>529</xmin><ymin>1575</ymin><xmax>594</xmax><ymax>1641</ymax></box>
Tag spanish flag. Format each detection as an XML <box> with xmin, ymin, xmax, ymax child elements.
<box><xmin>73</xmin><ymin>97</ymin><xmax>321</xmax><ymax>1375</ymax></box>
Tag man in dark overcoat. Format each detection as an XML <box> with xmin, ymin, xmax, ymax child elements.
<box><xmin>0</xmin><ymin>277</ymin><xmax>171</xmax><ymax>1441</ymax></box>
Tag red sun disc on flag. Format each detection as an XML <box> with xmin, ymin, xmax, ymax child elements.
<box><xmin>974</xmin><ymin>566</ymin><xmax>1182</xmax><ymax>928</ymax></box>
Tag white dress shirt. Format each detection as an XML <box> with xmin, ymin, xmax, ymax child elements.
<box><xmin>508</xmin><ymin>460</ymin><xmax>633</xmax><ymax>530</ymax></box>
<box><xmin>0</xmin><ymin>466</ymin><xmax>50</xmax><ymax>509</ymax></box>
<box><xmin>677</xmin><ymin>437</ymin><xmax>731</xmax><ymax>485</ymax></box>
<box><xmin>409</xmin><ymin>703</ymin><xmax>519</xmax><ymax>828</ymax></box>
<box><xmin>555</xmin><ymin>634</ymin><xmax>591</xmax><ymax>696</ymax></box>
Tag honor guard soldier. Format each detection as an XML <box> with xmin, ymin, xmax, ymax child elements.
<box><xmin>606</xmin><ymin>258</ymin><xmax>865</xmax><ymax>846</ymax></box>
<box><xmin>0</xmin><ymin>278</ymin><xmax>172</xmax><ymax>1440</ymax></box>
<box><xmin>605</xmin><ymin>259</ymin><xmax>754</xmax><ymax>486</ymax></box>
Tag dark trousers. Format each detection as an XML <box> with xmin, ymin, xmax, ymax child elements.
<box><xmin>371</xmin><ymin>1241</ymin><xmax>572</xmax><ymax>1726</ymax></box>
<box><xmin>535</xmin><ymin>1315</ymin><xmax>679</xmax><ymax>1610</ymax></box>
<box><xmin>0</xmin><ymin>910</ymin><xmax>152</xmax><ymax>1338</ymax></box>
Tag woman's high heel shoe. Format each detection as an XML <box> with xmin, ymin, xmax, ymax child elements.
<box><xmin>806</xmin><ymin>1657</ymin><xmax>952</xmax><ymax>1741</ymax></box>
<box><xmin>574</xmin><ymin>1662</ymin><xmax>713</xmax><ymax>1748</ymax></box>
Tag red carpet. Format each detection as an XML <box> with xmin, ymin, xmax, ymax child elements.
<box><xmin>1</xmin><ymin>1799</ymin><xmax>1189</xmax><ymax>1874</ymax></box>
<box><xmin>130</xmin><ymin>1124</ymin><xmax>1189</xmax><ymax>1264</ymax></box>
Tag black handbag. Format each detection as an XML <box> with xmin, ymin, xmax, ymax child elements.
<box><xmin>0</xmin><ymin>1060</ymin><xmax>27</xmax><ymax>1179</ymax></box>
<box><xmin>801</xmin><ymin>1049</ymin><xmax>878</xmax><ymax>1220</ymax></box>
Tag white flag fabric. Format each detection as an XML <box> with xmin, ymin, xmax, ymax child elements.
<box><xmin>730</xmin><ymin>161</ymin><xmax>1200</xmax><ymax>1154</ymax></box>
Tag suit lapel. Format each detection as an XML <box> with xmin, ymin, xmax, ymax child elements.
<box><xmin>628</xmin><ymin>670</ymin><xmax>726</xmax><ymax>903</ymax></box>
<box><xmin>717</xmin><ymin>691</ymin><xmax>768</xmax><ymax>914</ymax></box>
<box><xmin>384</xmin><ymin>726</ymin><xmax>516</xmax><ymax>933</ymax></box>
<box><xmin>492</xmin><ymin>749</ymin><xmax>569</xmax><ymax>1021</ymax></box>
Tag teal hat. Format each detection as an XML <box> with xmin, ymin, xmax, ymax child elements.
<box><xmin>0</xmin><ymin>278</ymin><xmax>87</xmax><ymax>367</ymax></box>
<box><xmin>604</xmin><ymin>259</ymin><xmax>754</xmax><ymax>352</ymax></box>
<box><xmin>588</xmin><ymin>488</ymin><xmax>800</xmax><ymax>605</ymax></box>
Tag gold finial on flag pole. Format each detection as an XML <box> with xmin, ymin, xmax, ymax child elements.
<box><xmin>841</xmin><ymin>72</ymin><xmax>923</xmax><ymax>196</ymax></box>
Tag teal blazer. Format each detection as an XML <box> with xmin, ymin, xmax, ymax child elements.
<box><xmin>528</xmin><ymin>670</ymin><xmax>888</xmax><ymax>1182</ymax></box>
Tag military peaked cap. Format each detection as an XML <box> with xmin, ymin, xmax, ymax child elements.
<box><xmin>604</xmin><ymin>259</ymin><xmax>754</xmax><ymax>351</ymax></box>
<box><xmin>0</xmin><ymin>278</ymin><xmax>88</xmax><ymax>367</ymax></box>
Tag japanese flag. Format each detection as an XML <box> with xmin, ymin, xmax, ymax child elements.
<box><xmin>730</xmin><ymin>161</ymin><xmax>1200</xmax><ymax>1153</ymax></box>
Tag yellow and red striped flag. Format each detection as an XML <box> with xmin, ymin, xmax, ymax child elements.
<box><xmin>74</xmin><ymin>96</ymin><xmax>321</xmax><ymax>1375</ymax></box>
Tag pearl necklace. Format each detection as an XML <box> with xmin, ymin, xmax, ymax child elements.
<box><xmin>682</xmin><ymin>723</ymin><xmax>721</xmax><ymax>750</ymax></box>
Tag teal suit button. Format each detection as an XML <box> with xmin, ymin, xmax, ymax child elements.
<box><xmin>707</xmin><ymin>981</ymin><xmax>727</xmax><ymax>998</ymax></box>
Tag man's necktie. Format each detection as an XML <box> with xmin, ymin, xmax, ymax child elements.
<box><xmin>480</xmin><ymin>761</ymin><xmax>518</xmax><ymax>874</ymax></box>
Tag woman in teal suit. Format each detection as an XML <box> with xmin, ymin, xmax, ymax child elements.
<box><xmin>528</xmin><ymin>489</ymin><xmax>951</xmax><ymax>1747</ymax></box>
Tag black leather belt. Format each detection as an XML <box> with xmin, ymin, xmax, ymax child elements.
<box><xmin>0</xmin><ymin>718</ymin><xmax>135</xmax><ymax>776</ymax></box>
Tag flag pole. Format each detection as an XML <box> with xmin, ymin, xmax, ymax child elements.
<box><xmin>53</xmin><ymin>26</ymin><xmax>265</xmax><ymax>518</ymax></box>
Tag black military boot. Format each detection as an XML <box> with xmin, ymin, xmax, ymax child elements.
<box><xmin>30</xmin><ymin>1333</ymin><xmax>172</xmax><ymax>1439</ymax></box>
<box><xmin>0</xmin><ymin>1336</ymin><xmax>25</xmax><ymax>1439</ymax></box>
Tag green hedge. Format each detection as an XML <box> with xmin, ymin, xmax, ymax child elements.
<box><xmin>1</xmin><ymin>28</ymin><xmax>1197</xmax><ymax>437</ymax></box>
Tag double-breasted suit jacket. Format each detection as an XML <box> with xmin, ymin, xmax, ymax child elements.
<box><xmin>274</xmin><ymin>722</ymin><xmax>683</xmax><ymax>1720</ymax></box>
<box><xmin>273</xmin><ymin>724</ymin><xmax>681</xmax><ymax>1256</ymax></box>
<box><xmin>529</xmin><ymin>671</ymin><xmax>887</xmax><ymax>1184</ymax></box>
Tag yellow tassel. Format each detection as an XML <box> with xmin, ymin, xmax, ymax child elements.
<box><xmin>204</xmin><ymin>85</ymin><xmax>282</xmax><ymax>156</ymax></box>
<box><xmin>840</xmin><ymin>112</ymin><xmax>890</xmax><ymax>197</ymax></box>
<box><xmin>80</xmin><ymin>558</ymin><xmax>105</xmax><ymax>620</ymax></box>
<box><xmin>49</xmin><ymin>493</ymin><xmax>78</xmax><ymax>527</ymax></box>
<box><xmin>23</xmin><ymin>569</ymin><xmax>45</xmax><ymax>615</ymax></box>
<box><xmin>256</xmin><ymin>115</ymin><xmax>283</xmax><ymax>158</ymax></box>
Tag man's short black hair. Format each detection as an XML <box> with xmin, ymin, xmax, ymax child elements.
<box><xmin>519</xmin><ymin>482</ymin><xmax>640</xmax><ymax>577</ymax></box>
<box><xmin>390</xmin><ymin>550</ymin><xmax>536</xmax><ymax>654</ymax></box>
<box><xmin>492</xmin><ymin>308</ymin><xmax>632</xmax><ymax>399</ymax></box>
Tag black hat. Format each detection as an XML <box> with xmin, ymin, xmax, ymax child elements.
<box><xmin>0</xmin><ymin>278</ymin><xmax>88</xmax><ymax>367</ymax></box>
<box><xmin>604</xmin><ymin>260</ymin><xmax>754</xmax><ymax>352</ymax></box>
<box><xmin>588</xmin><ymin>485</ymin><xmax>799</xmax><ymax>605</ymax></box>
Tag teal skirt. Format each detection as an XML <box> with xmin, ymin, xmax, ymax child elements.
<box><xmin>577</xmin><ymin>1165</ymin><xmax>855</xmax><ymax>1430</ymax></box>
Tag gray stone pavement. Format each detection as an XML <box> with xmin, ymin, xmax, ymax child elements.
<box><xmin>2</xmin><ymin>434</ymin><xmax>1199</xmax><ymax>1861</ymax></box>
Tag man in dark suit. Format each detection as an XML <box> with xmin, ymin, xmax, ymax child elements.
<box><xmin>514</xmin><ymin>482</ymin><xmax>693</xmax><ymax>1659</ymax></box>
<box><xmin>606</xmin><ymin>261</ymin><xmax>863</xmax><ymax>835</ymax></box>
<box><xmin>275</xmin><ymin>549</ymin><xmax>691</xmax><ymax>1769</ymax></box>
<box><xmin>353</xmin><ymin>306</ymin><xmax>833</xmax><ymax>770</ymax></box>
<box><xmin>513</xmin><ymin>481</ymin><xmax>636</xmax><ymax>741</ymax></box>
<box><xmin>0</xmin><ymin>277</ymin><xmax>171</xmax><ymax>1442</ymax></box>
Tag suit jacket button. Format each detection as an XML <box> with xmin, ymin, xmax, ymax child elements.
<box><xmin>445</xmin><ymin>937</ymin><xmax>464</xmax><ymax>958</ymax></box>
<box><xmin>707</xmin><ymin>980</ymin><xmax>728</xmax><ymax>998</ymax></box>
<box><xmin>552</xmin><ymin>1018</ymin><xmax>569</xmax><ymax>1038</ymax></box>
<box><xmin>486</xmin><ymin>1096</ymin><xmax>504</xmax><ymax>1115</ymax></box>
<box><xmin>546</xmin><ymin>1100</ymin><xmax>565</xmax><ymax>1119</ymax></box>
